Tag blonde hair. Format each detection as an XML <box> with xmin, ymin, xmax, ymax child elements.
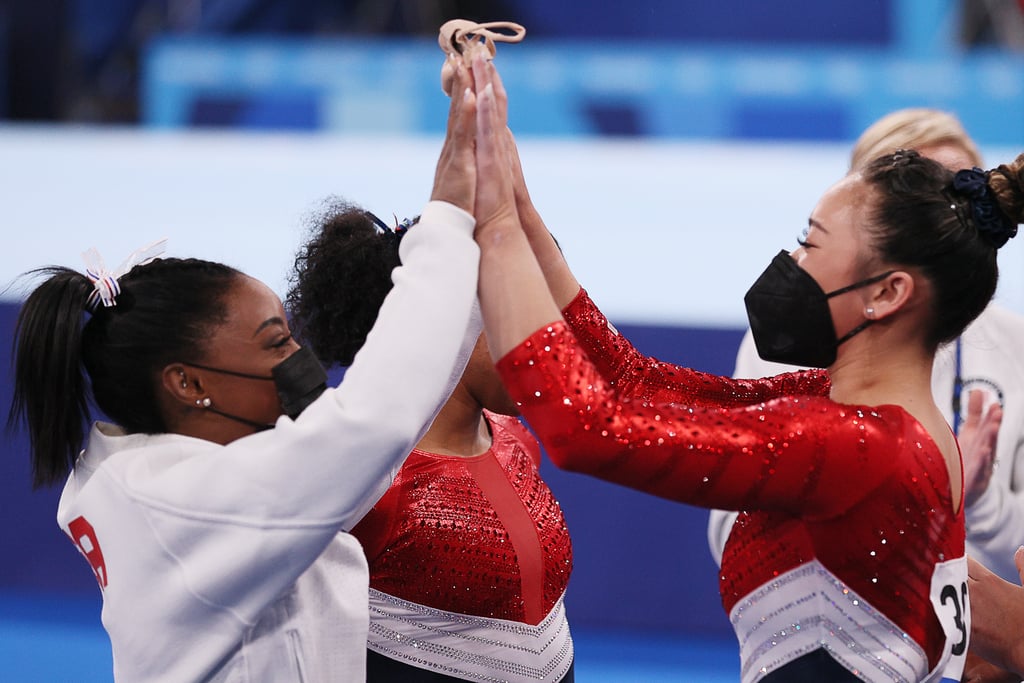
<box><xmin>850</xmin><ymin>108</ymin><xmax>982</xmax><ymax>171</ymax></box>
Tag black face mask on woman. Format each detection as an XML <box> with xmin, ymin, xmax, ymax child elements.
<box><xmin>744</xmin><ymin>250</ymin><xmax>893</xmax><ymax>368</ymax></box>
<box><xmin>186</xmin><ymin>346</ymin><xmax>329</xmax><ymax>431</ymax></box>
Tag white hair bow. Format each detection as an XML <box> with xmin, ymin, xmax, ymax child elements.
<box><xmin>82</xmin><ymin>238</ymin><xmax>168</xmax><ymax>311</ymax></box>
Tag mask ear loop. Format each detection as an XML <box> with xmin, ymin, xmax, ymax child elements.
<box><xmin>825</xmin><ymin>270</ymin><xmax>895</xmax><ymax>345</ymax></box>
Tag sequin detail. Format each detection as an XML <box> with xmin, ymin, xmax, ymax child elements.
<box><xmin>561</xmin><ymin>288</ymin><xmax>832</xmax><ymax>407</ymax></box>
<box><xmin>367</xmin><ymin>588</ymin><xmax>573</xmax><ymax>683</ymax></box>
<box><xmin>352</xmin><ymin>412</ymin><xmax>573</xmax><ymax>624</ymax></box>
<box><xmin>497</xmin><ymin>311</ymin><xmax>966</xmax><ymax>678</ymax></box>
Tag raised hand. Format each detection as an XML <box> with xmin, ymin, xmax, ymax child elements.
<box><xmin>470</xmin><ymin>51</ymin><xmax>562</xmax><ymax>359</ymax></box>
<box><xmin>431</xmin><ymin>58</ymin><xmax>477</xmax><ymax>214</ymax></box>
<box><xmin>960</xmin><ymin>389</ymin><xmax>1003</xmax><ymax>508</ymax></box>
<box><xmin>470</xmin><ymin>51</ymin><xmax>517</xmax><ymax>236</ymax></box>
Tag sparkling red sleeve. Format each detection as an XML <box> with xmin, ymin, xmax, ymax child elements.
<box><xmin>497</xmin><ymin>321</ymin><xmax>903</xmax><ymax>517</ymax></box>
<box><xmin>561</xmin><ymin>288</ymin><xmax>831</xmax><ymax>406</ymax></box>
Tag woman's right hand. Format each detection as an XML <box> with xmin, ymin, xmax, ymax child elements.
<box><xmin>960</xmin><ymin>389</ymin><xmax>1003</xmax><ymax>508</ymax></box>
<box><xmin>470</xmin><ymin>52</ymin><xmax>518</xmax><ymax>235</ymax></box>
<box><xmin>431</xmin><ymin>58</ymin><xmax>477</xmax><ymax>214</ymax></box>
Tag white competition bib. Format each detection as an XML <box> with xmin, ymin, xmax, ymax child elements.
<box><xmin>928</xmin><ymin>556</ymin><xmax>970</xmax><ymax>683</ymax></box>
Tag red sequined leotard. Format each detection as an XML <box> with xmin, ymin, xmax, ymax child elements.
<box><xmin>494</xmin><ymin>290</ymin><xmax>968</xmax><ymax>683</ymax></box>
<box><xmin>351</xmin><ymin>410</ymin><xmax>574</xmax><ymax>682</ymax></box>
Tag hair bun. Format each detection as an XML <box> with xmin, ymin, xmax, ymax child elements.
<box><xmin>951</xmin><ymin>167</ymin><xmax>1018</xmax><ymax>248</ymax></box>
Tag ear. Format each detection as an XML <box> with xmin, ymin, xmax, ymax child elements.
<box><xmin>864</xmin><ymin>271</ymin><xmax>915</xmax><ymax>321</ymax></box>
<box><xmin>160</xmin><ymin>363</ymin><xmax>205</xmax><ymax>409</ymax></box>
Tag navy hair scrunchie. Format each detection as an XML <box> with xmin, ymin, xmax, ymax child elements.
<box><xmin>952</xmin><ymin>167</ymin><xmax>1018</xmax><ymax>248</ymax></box>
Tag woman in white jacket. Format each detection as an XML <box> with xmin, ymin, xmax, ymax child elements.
<box><xmin>8</xmin><ymin>62</ymin><xmax>481</xmax><ymax>683</ymax></box>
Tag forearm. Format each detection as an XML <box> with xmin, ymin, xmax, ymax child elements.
<box><xmin>326</xmin><ymin>201</ymin><xmax>481</xmax><ymax>519</ymax></box>
<box><xmin>562</xmin><ymin>288</ymin><xmax>830</xmax><ymax>406</ymax></box>
<box><xmin>515</xmin><ymin>193</ymin><xmax>581</xmax><ymax>309</ymax></box>
<box><xmin>477</xmin><ymin>210</ymin><xmax>562</xmax><ymax>360</ymax></box>
<box><xmin>496</xmin><ymin>322</ymin><xmax>888</xmax><ymax>516</ymax></box>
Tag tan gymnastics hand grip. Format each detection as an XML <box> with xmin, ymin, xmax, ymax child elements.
<box><xmin>439</xmin><ymin>20</ymin><xmax>526</xmax><ymax>95</ymax></box>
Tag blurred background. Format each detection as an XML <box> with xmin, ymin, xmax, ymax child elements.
<box><xmin>2</xmin><ymin>1</ymin><xmax>1024</xmax><ymax>680</ymax></box>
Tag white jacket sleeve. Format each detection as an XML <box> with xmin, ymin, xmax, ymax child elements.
<box><xmin>119</xmin><ymin>200</ymin><xmax>480</xmax><ymax>623</ymax></box>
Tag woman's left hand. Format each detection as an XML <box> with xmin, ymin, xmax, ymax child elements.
<box><xmin>960</xmin><ymin>389</ymin><xmax>1003</xmax><ymax>508</ymax></box>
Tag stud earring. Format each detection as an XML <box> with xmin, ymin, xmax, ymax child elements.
<box><xmin>865</xmin><ymin>307</ymin><xmax>875</xmax><ymax>318</ymax></box>
<box><xmin>196</xmin><ymin>397</ymin><xmax>211</xmax><ymax>408</ymax></box>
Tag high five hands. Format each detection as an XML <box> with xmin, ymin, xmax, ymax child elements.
<box><xmin>431</xmin><ymin>50</ymin><xmax>517</xmax><ymax>233</ymax></box>
<box><xmin>441</xmin><ymin>49</ymin><xmax>563</xmax><ymax>359</ymax></box>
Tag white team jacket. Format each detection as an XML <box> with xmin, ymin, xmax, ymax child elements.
<box><xmin>709</xmin><ymin>303</ymin><xmax>1024</xmax><ymax>581</ymax></box>
<box><xmin>56</xmin><ymin>201</ymin><xmax>481</xmax><ymax>682</ymax></box>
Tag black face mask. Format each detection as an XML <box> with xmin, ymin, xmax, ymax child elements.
<box><xmin>186</xmin><ymin>346</ymin><xmax>329</xmax><ymax>431</ymax></box>
<box><xmin>744</xmin><ymin>250</ymin><xmax>893</xmax><ymax>368</ymax></box>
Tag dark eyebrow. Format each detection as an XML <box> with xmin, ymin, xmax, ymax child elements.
<box><xmin>253</xmin><ymin>316</ymin><xmax>287</xmax><ymax>337</ymax></box>
<box><xmin>808</xmin><ymin>218</ymin><xmax>830</xmax><ymax>234</ymax></box>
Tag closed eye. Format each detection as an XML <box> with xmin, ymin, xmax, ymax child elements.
<box><xmin>272</xmin><ymin>334</ymin><xmax>293</xmax><ymax>349</ymax></box>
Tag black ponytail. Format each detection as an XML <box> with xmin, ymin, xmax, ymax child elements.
<box><xmin>8</xmin><ymin>268</ymin><xmax>94</xmax><ymax>487</ymax></box>
<box><xmin>8</xmin><ymin>257</ymin><xmax>242</xmax><ymax>488</ymax></box>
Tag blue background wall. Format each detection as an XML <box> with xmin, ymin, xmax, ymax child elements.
<box><xmin>143</xmin><ymin>38</ymin><xmax>1024</xmax><ymax>147</ymax></box>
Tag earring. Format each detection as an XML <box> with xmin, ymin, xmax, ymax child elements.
<box><xmin>196</xmin><ymin>397</ymin><xmax>211</xmax><ymax>408</ymax></box>
<box><xmin>865</xmin><ymin>307</ymin><xmax>875</xmax><ymax>318</ymax></box>
<box><xmin>180</xmin><ymin>372</ymin><xmax>188</xmax><ymax>389</ymax></box>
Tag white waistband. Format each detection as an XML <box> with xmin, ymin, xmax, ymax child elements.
<box><xmin>367</xmin><ymin>588</ymin><xmax>573</xmax><ymax>683</ymax></box>
<box><xmin>729</xmin><ymin>560</ymin><xmax>928</xmax><ymax>683</ymax></box>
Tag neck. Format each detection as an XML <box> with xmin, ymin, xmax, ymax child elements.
<box><xmin>829</xmin><ymin>326</ymin><xmax>962</xmax><ymax>514</ymax></box>
<box><xmin>827</xmin><ymin>327</ymin><xmax>956</xmax><ymax>458</ymax></box>
<box><xmin>414</xmin><ymin>385</ymin><xmax>493</xmax><ymax>457</ymax></box>
<box><xmin>828</xmin><ymin>330</ymin><xmax>935</xmax><ymax>409</ymax></box>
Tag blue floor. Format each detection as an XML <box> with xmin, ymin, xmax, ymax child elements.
<box><xmin>0</xmin><ymin>591</ymin><xmax>739</xmax><ymax>682</ymax></box>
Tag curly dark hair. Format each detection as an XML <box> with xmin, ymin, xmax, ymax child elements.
<box><xmin>286</xmin><ymin>201</ymin><xmax>405</xmax><ymax>366</ymax></box>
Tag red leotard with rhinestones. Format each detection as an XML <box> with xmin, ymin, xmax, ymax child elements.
<box><xmin>494</xmin><ymin>290</ymin><xmax>967</xmax><ymax>683</ymax></box>
<box><xmin>352</xmin><ymin>411</ymin><xmax>574</xmax><ymax>682</ymax></box>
